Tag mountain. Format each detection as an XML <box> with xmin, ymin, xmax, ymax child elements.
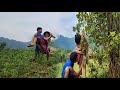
<box><xmin>0</xmin><ymin>35</ymin><xmax>76</xmax><ymax>50</ymax></box>
<box><xmin>49</xmin><ymin>35</ymin><xmax>76</xmax><ymax>50</ymax></box>
<box><xmin>0</xmin><ymin>37</ymin><xmax>30</xmax><ymax>48</ymax></box>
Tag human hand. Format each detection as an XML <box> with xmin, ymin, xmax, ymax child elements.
<box><xmin>51</xmin><ymin>33</ymin><xmax>55</xmax><ymax>38</ymax></box>
<box><xmin>79</xmin><ymin>32</ymin><xmax>84</xmax><ymax>39</ymax></box>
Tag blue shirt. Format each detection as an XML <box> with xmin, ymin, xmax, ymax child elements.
<box><xmin>37</xmin><ymin>33</ymin><xmax>44</xmax><ymax>38</ymax></box>
<box><xmin>35</xmin><ymin>33</ymin><xmax>44</xmax><ymax>52</ymax></box>
<box><xmin>61</xmin><ymin>59</ymin><xmax>74</xmax><ymax>78</ymax></box>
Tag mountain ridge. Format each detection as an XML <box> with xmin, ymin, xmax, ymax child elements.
<box><xmin>0</xmin><ymin>35</ymin><xmax>76</xmax><ymax>50</ymax></box>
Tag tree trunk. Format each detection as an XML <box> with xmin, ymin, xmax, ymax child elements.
<box><xmin>107</xmin><ymin>12</ymin><xmax>119</xmax><ymax>78</ymax></box>
<box><xmin>109</xmin><ymin>47</ymin><xmax>119</xmax><ymax>77</ymax></box>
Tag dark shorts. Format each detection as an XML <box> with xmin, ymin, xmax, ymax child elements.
<box><xmin>35</xmin><ymin>45</ymin><xmax>40</xmax><ymax>53</ymax></box>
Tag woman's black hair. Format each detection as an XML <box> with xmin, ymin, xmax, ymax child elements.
<box><xmin>43</xmin><ymin>31</ymin><xmax>50</xmax><ymax>36</ymax></box>
<box><xmin>70</xmin><ymin>52</ymin><xmax>78</xmax><ymax>62</ymax></box>
<box><xmin>75</xmin><ymin>33</ymin><xmax>81</xmax><ymax>45</ymax></box>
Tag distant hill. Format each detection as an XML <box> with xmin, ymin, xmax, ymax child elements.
<box><xmin>0</xmin><ymin>37</ymin><xmax>30</xmax><ymax>48</ymax></box>
<box><xmin>49</xmin><ymin>35</ymin><xmax>76</xmax><ymax>50</ymax></box>
<box><xmin>0</xmin><ymin>35</ymin><xmax>76</xmax><ymax>50</ymax></box>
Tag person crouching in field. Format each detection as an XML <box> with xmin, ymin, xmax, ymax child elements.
<box><xmin>61</xmin><ymin>52</ymin><xmax>82</xmax><ymax>78</ymax></box>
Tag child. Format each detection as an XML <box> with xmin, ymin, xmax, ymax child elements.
<box><xmin>61</xmin><ymin>52</ymin><xmax>82</xmax><ymax>78</ymax></box>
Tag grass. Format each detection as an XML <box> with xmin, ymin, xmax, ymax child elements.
<box><xmin>55</xmin><ymin>62</ymin><xmax>84</xmax><ymax>78</ymax></box>
<box><xmin>0</xmin><ymin>48</ymin><xmax>109</xmax><ymax>78</ymax></box>
<box><xmin>0</xmin><ymin>48</ymin><xmax>70</xmax><ymax>78</ymax></box>
<box><xmin>55</xmin><ymin>63</ymin><xmax>64</xmax><ymax>78</ymax></box>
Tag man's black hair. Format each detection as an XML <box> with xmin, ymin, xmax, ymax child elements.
<box><xmin>70</xmin><ymin>52</ymin><xmax>78</xmax><ymax>62</ymax></box>
<box><xmin>37</xmin><ymin>27</ymin><xmax>42</xmax><ymax>31</ymax></box>
<box><xmin>75</xmin><ymin>33</ymin><xmax>81</xmax><ymax>45</ymax></box>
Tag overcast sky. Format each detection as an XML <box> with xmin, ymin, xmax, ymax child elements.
<box><xmin>0</xmin><ymin>12</ymin><xmax>78</xmax><ymax>42</ymax></box>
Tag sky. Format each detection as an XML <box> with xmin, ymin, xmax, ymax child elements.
<box><xmin>0</xmin><ymin>12</ymin><xmax>78</xmax><ymax>42</ymax></box>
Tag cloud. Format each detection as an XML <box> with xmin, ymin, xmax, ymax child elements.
<box><xmin>0</xmin><ymin>12</ymin><xmax>77</xmax><ymax>42</ymax></box>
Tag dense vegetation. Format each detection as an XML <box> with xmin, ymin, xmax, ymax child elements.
<box><xmin>0</xmin><ymin>44</ymin><xmax>70</xmax><ymax>78</ymax></box>
<box><xmin>73</xmin><ymin>12</ymin><xmax>120</xmax><ymax>78</ymax></box>
<box><xmin>0</xmin><ymin>12</ymin><xmax>119</xmax><ymax>78</ymax></box>
<box><xmin>0</xmin><ymin>42</ymin><xmax>111</xmax><ymax>78</ymax></box>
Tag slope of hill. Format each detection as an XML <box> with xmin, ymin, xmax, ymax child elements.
<box><xmin>49</xmin><ymin>35</ymin><xmax>76</xmax><ymax>50</ymax></box>
<box><xmin>0</xmin><ymin>37</ymin><xmax>30</xmax><ymax>48</ymax></box>
<box><xmin>0</xmin><ymin>35</ymin><xmax>76</xmax><ymax>50</ymax></box>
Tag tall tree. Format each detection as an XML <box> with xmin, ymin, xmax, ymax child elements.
<box><xmin>73</xmin><ymin>12</ymin><xmax>120</xmax><ymax>78</ymax></box>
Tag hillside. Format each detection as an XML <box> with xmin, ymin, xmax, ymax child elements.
<box><xmin>49</xmin><ymin>35</ymin><xmax>76</xmax><ymax>50</ymax></box>
<box><xmin>0</xmin><ymin>35</ymin><xmax>76</xmax><ymax>50</ymax></box>
<box><xmin>0</xmin><ymin>37</ymin><xmax>30</xmax><ymax>48</ymax></box>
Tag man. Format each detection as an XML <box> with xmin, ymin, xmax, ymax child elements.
<box><xmin>61</xmin><ymin>52</ymin><xmax>82</xmax><ymax>78</ymax></box>
<box><xmin>27</xmin><ymin>27</ymin><xmax>44</xmax><ymax>47</ymax></box>
<box><xmin>27</xmin><ymin>27</ymin><xmax>44</xmax><ymax>61</ymax></box>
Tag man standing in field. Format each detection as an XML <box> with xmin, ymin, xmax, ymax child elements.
<box><xmin>27</xmin><ymin>27</ymin><xmax>44</xmax><ymax>47</ymax></box>
<box><xmin>27</xmin><ymin>27</ymin><xmax>55</xmax><ymax>61</ymax></box>
<box><xmin>27</xmin><ymin>27</ymin><xmax>44</xmax><ymax>61</ymax></box>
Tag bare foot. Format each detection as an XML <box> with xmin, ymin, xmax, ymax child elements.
<box><xmin>27</xmin><ymin>44</ymin><xmax>34</xmax><ymax>47</ymax></box>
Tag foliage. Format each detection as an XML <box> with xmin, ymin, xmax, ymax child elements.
<box><xmin>73</xmin><ymin>12</ymin><xmax>120</xmax><ymax>77</ymax></box>
<box><xmin>0</xmin><ymin>48</ymin><xmax>71</xmax><ymax>78</ymax></box>
<box><xmin>0</xmin><ymin>42</ymin><xmax>6</xmax><ymax>51</ymax></box>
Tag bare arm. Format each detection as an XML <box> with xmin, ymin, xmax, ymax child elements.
<box><xmin>64</xmin><ymin>66</ymin><xmax>81</xmax><ymax>78</ymax></box>
<box><xmin>64</xmin><ymin>67</ymin><xmax>70</xmax><ymax>78</ymax></box>
<box><xmin>74</xmin><ymin>50</ymin><xmax>82</xmax><ymax>54</ymax></box>
<box><xmin>82</xmin><ymin>59</ymin><xmax>86</xmax><ymax>77</ymax></box>
<box><xmin>78</xmin><ymin>55</ymin><xmax>83</xmax><ymax>76</ymax></box>
<box><xmin>50</xmin><ymin>33</ymin><xmax>55</xmax><ymax>38</ymax></box>
<box><xmin>64</xmin><ymin>67</ymin><xmax>80</xmax><ymax>78</ymax></box>
<box><xmin>79</xmin><ymin>56</ymin><xmax>86</xmax><ymax>78</ymax></box>
<box><xmin>72</xmin><ymin>47</ymin><xmax>83</xmax><ymax>54</ymax></box>
<box><xmin>34</xmin><ymin>33</ymin><xmax>37</xmax><ymax>37</ymax></box>
<box><xmin>44</xmin><ymin>34</ymin><xmax>52</xmax><ymax>41</ymax></box>
<box><xmin>69</xmin><ymin>67</ymin><xmax>81</xmax><ymax>78</ymax></box>
<box><xmin>34</xmin><ymin>33</ymin><xmax>41</xmax><ymax>39</ymax></box>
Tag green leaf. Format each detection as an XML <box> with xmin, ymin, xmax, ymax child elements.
<box><xmin>110</xmin><ymin>31</ymin><xmax>115</xmax><ymax>37</ymax></box>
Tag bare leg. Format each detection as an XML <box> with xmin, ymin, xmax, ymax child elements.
<box><xmin>79</xmin><ymin>58</ymin><xmax>83</xmax><ymax>77</ymax></box>
<box><xmin>46</xmin><ymin>47</ymin><xmax>51</xmax><ymax>61</ymax></box>
<box><xmin>83</xmin><ymin>61</ymin><xmax>86</xmax><ymax>77</ymax></box>
<box><xmin>80</xmin><ymin>67</ymin><xmax>82</xmax><ymax>75</ymax></box>
<box><xmin>27</xmin><ymin>36</ymin><xmax>37</xmax><ymax>47</ymax></box>
<box><xmin>47</xmin><ymin>48</ymin><xmax>50</xmax><ymax>52</ymax></box>
<box><xmin>31</xmin><ymin>36</ymin><xmax>37</xmax><ymax>45</ymax></box>
<box><xmin>32</xmin><ymin>45</ymin><xmax>40</xmax><ymax>61</ymax></box>
<box><xmin>46</xmin><ymin>53</ymin><xmax>49</xmax><ymax>61</ymax></box>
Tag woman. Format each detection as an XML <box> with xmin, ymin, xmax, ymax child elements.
<box><xmin>73</xmin><ymin>32</ymin><xmax>89</xmax><ymax>78</ymax></box>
